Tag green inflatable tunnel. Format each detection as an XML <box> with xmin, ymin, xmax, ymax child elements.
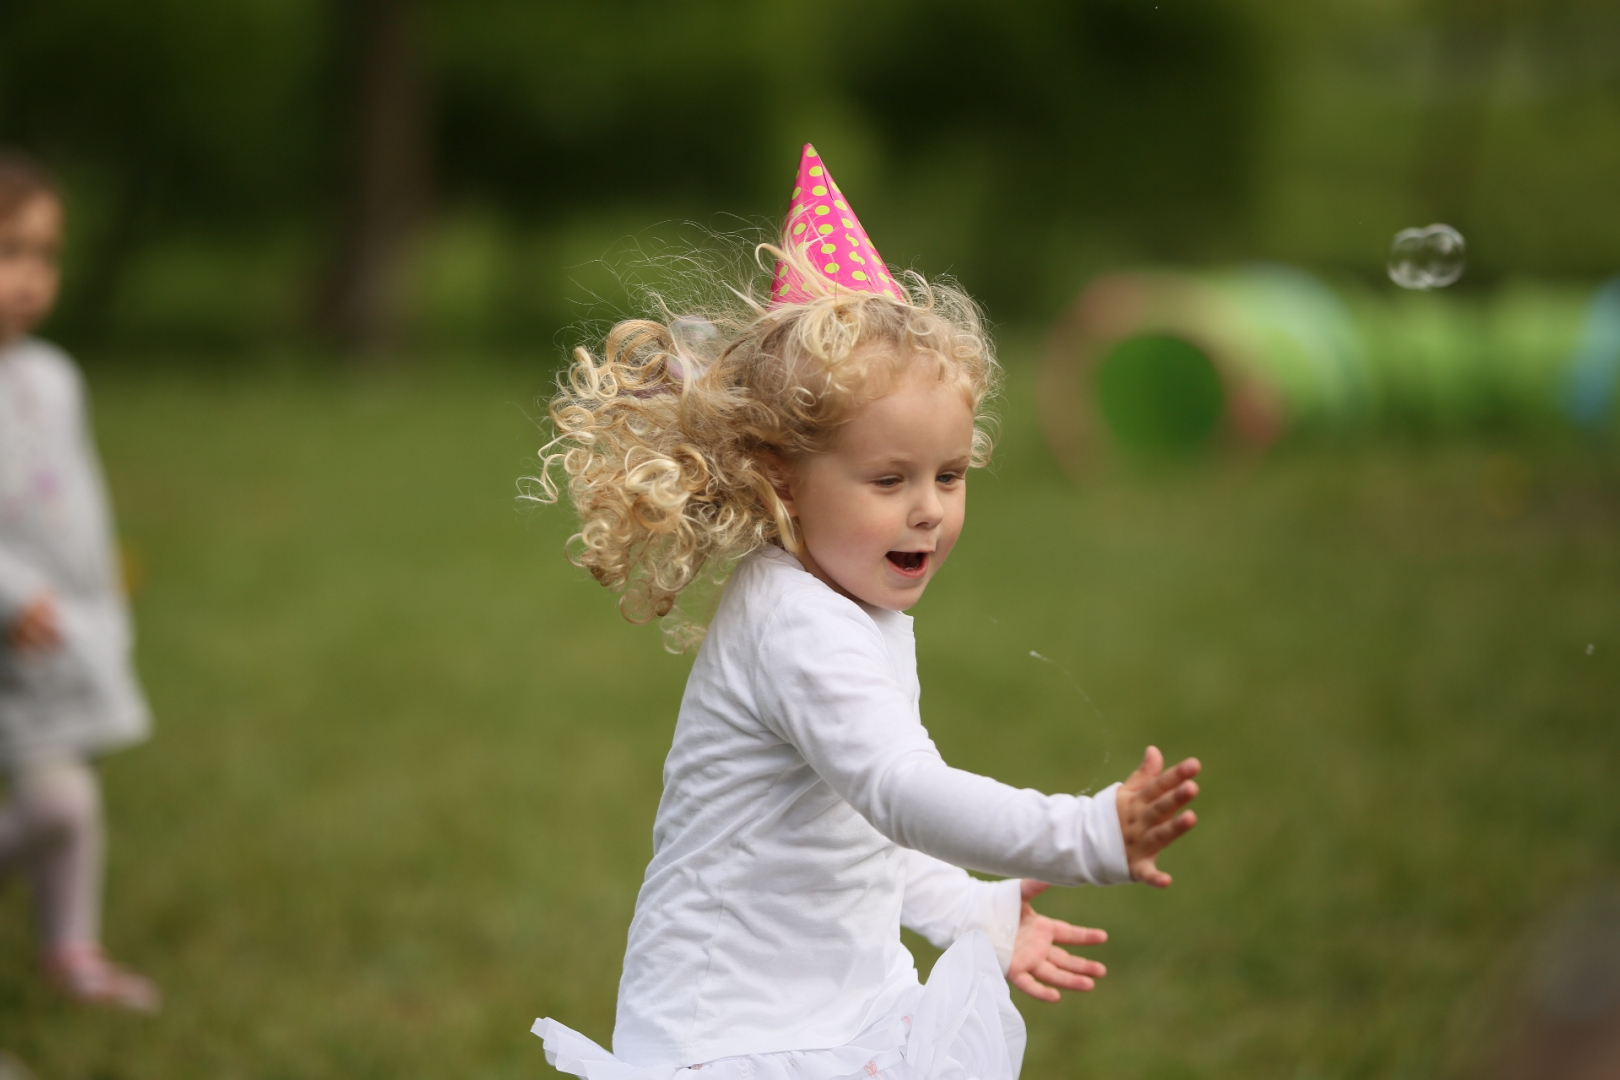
<box><xmin>1039</xmin><ymin>266</ymin><xmax>1371</xmax><ymax>475</ymax></box>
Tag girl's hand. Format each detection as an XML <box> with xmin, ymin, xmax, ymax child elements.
<box><xmin>8</xmin><ymin>594</ymin><xmax>60</xmax><ymax>651</ymax></box>
<box><xmin>1116</xmin><ymin>746</ymin><xmax>1201</xmax><ymax>888</ymax></box>
<box><xmin>1006</xmin><ymin>880</ymin><xmax>1108</xmax><ymax>1002</ymax></box>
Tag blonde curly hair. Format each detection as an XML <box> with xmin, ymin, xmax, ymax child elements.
<box><xmin>528</xmin><ymin>244</ymin><xmax>1001</xmax><ymax>649</ymax></box>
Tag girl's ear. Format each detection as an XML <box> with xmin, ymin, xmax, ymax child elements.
<box><xmin>758</xmin><ymin>451</ymin><xmax>797</xmax><ymax>517</ymax></box>
<box><xmin>758</xmin><ymin>450</ymin><xmax>806</xmax><ymax>556</ymax></box>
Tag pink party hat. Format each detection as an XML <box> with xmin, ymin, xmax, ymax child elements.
<box><xmin>771</xmin><ymin>144</ymin><xmax>905</xmax><ymax>305</ymax></box>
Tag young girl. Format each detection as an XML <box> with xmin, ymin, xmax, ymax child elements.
<box><xmin>0</xmin><ymin>150</ymin><xmax>159</xmax><ymax>1012</ymax></box>
<box><xmin>531</xmin><ymin>145</ymin><xmax>1200</xmax><ymax>1080</ymax></box>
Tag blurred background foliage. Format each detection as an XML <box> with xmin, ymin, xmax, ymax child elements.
<box><xmin>2</xmin><ymin>0</ymin><xmax>1618</xmax><ymax>354</ymax></box>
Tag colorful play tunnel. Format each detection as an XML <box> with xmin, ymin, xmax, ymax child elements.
<box><xmin>1039</xmin><ymin>268</ymin><xmax>1620</xmax><ymax>476</ymax></box>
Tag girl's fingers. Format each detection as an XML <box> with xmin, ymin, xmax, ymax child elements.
<box><xmin>1134</xmin><ymin>863</ymin><xmax>1172</xmax><ymax>888</ymax></box>
<box><xmin>1130</xmin><ymin>852</ymin><xmax>1173</xmax><ymax>887</ymax></box>
<box><xmin>1142</xmin><ymin>810</ymin><xmax>1198</xmax><ymax>851</ymax></box>
<box><xmin>1034</xmin><ymin>961</ymin><xmax>1096</xmax><ymax>991</ymax></box>
<box><xmin>1045</xmin><ymin>949</ymin><xmax>1106</xmax><ymax>978</ymax></box>
<box><xmin>1011</xmin><ymin>970</ymin><xmax>1060</xmax><ymax>1003</ymax></box>
<box><xmin>1141</xmin><ymin>780</ymin><xmax>1199</xmax><ymax>826</ymax></box>
<box><xmin>1049</xmin><ymin>922</ymin><xmax>1107</xmax><ymax>946</ymax></box>
<box><xmin>1126</xmin><ymin>746</ymin><xmax>1163</xmax><ymax>785</ymax></box>
<box><xmin>1136</xmin><ymin>758</ymin><xmax>1201</xmax><ymax>802</ymax></box>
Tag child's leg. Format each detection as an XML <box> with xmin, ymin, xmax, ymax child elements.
<box><xmin>6</xmin><ymin>756</ymin><xmax>103</xmax><ymax>949</ymax></box>
<box><xmin>0</xmin><ymin>755</ymin><xmax>158</xmax><ymax>1012</ymax></box>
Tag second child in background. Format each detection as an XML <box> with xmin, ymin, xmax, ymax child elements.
<box><xmin>0</xmin><ymin>150</ymin><xmax>159</xmax><ymax>1013</ymax></box>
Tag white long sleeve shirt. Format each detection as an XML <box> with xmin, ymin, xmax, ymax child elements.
<box><xmin>610</xmin><ymin>547</ymin><xmax>1129</xmax><ymax>1068</ymax></box>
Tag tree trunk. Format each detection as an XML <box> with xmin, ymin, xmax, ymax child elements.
<box><xmin>318</xmin><ymin>0</ymin><xmax>429</xmax><ymax>356</ymax></box>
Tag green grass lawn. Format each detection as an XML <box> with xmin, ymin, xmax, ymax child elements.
<box><xmin>0</xmin><ymin>351</ymin><xmax>1615</xmax><ymax>1080</ymax></box>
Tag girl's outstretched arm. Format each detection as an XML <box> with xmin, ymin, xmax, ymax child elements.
<box><xmin>755</xmin><ymin>594</ymin><xmax>1133</xmax><ymax>886</ymax></box>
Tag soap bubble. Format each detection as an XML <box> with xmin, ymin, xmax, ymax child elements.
<box><xmin>1388</xmin><ymin>224</ymin><xmax>1466</xmax><ymax>290</ymax></box>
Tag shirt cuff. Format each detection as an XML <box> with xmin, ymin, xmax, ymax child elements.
<box><xmin>1081</xmin><ymin>782</ymin><xmax>1133</xmax><ymax>885</ymax></box>
<box><xmin>984</xmin><ymin>877</ymin><xmax>1022</xmax><ymax>973</ymax></box>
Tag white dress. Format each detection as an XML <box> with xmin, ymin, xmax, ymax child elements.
<box><xmin>537</xmin><ymin>931</ymin><xmax>1023</xmax><ymax>1080</ymax></box>
<box><xmin>0</xmin><ymin>339</ymin><xmax>148</xmax><ymax>768</ymax></box>
<box><xmin>536</xmin><ymin>548</ymin><xmax>1129</xmax><ymax>1080</ymax></box>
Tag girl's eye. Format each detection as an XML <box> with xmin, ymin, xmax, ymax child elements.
<box><xmin>875</xmin><ymin>477</ymin><xmax>902</xmax><ymax>488</ymax></box>
<box><xmin>936</xmin><ymin>472</ymin><xmax>961</xmax><ymax>485</ymax></box>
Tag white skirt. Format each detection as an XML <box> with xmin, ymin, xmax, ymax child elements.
<box><xmin>534</xmin><ymin>932</ymin><xmax>1026</xmax><ymax>1080</ymax></box>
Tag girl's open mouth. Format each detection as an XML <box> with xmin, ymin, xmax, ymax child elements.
<box><xmin>885</xmin><ymin>551</ymin><xmax>928</xmax><ymax>576</ymax></box>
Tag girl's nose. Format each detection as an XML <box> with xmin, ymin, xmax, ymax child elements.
<box><xmin>910</xmin><ymin>489</ymin><xmax>943</xmax><ymax>529</ymax></box>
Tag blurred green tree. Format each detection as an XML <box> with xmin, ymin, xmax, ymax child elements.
<box><xmin>0</xmin><ymin>0</ymin><xmax>1617</xmax><ymax>352</ymax></box>
<box><xmin>424</xmin><ymin>0</ymin><xmax>1263</xmax><ymax>318</ymax></box>
<box><xmin>0</xmin><ymin>0</ymin><xmax>333</xmax><ymax>340</ymax></box>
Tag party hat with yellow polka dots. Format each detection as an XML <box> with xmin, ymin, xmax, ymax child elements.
<box><xmin>771</xmin><ymin>144</ymin><xmax>905</xmax><ymax>305</ymax></box>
